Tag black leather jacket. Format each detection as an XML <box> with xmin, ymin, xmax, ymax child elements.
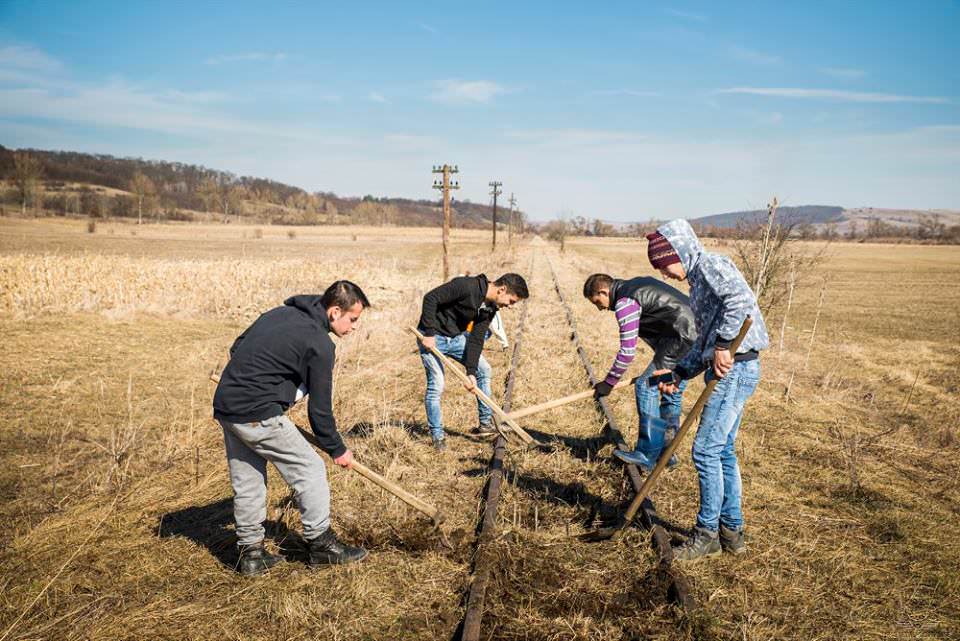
<box><xmin>609</xmin><ymin>277</ymin><xmax>698</xmax><ymax>370</ymax></box>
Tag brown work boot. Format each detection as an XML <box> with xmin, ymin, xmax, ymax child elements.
<box><xmin>719</xmin><ymin>525</ymin><xmax>746</xmax><ymax>555</ymax></box>
<box><xmin>672</xmin><ymin>527</ymin><xmax>722</xmax><ymax>562</ymax></box>
<box><xmin>471</xmin><ymin>422</ymin><xmax>498</xmax><ymax>439</ymax></box>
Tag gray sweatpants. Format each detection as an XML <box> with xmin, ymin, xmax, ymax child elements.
<box><xmin>218</xmin><ymin>414</ymin><xmax>331</xmax><ymax>546</ymax></box>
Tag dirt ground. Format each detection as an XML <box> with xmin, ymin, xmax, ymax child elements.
<box><xmin>1</xmin><ymin>218</ymin><xmax>958</xmax><ymax>640</ymax></box>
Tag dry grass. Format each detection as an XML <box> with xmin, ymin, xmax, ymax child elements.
<box><xmin>0</xmin><ymin>219</ymin><xmax>958</xmax><ymax>640</ymax></box>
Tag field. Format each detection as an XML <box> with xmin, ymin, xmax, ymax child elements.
<box><xmin>1</xmin><ymin>217</ymin><xmax>958</xmax><ymax>641</ymax></box>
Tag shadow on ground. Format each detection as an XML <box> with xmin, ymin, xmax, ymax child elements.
<box><xmin>158</xmin><ymin>498</ymin><xmax>304</xmax><ymax>569</ymax></box>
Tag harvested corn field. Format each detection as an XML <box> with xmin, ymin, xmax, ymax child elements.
<box><xmin>1</xmin><ymin>219</ymin><xmax>959</xmax><ymax>640</ymax></box>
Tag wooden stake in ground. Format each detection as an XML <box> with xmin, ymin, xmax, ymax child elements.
<box><xmin>804</xmin><ymin>280</ymin><xmax>826</xmax><ymax>370</ymax></box>
<box><xmin>778</xmin><ymin>257</ymin><xmax>796</xmax><ymax>358</ymax></box>
<box><xmin>208</xmin><ymin>373</ymin><xmax>442</xmax><ymax>524</ymax></box>
<box><xmin>407</xmin><ymin>326</ymin><xmax>536</xmax><ymax>446</ymax></box>
<box><xmin>432</xmin><ymin>164</ymin><xmax>459</xmax><ymax>280</ymax></box>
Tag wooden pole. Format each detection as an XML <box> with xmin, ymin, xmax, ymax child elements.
<box><xmin>505</xmin><ymin>376</ymin><xmax>642</xmax><ymax>421</ymax></box>
<box><xmin>489</xmin><ymin>181</ymin><xmax>501</xmax><ymax>251</ymax></box>
<box><xmin>508</xmin><ymin>193</ymin><xmax>516</xmax><ymax>246</ymax></box>
<box><xmin>408</xmin><ymin>327</ymin><xmax>536</xmax><ymax>446</ymax></box>
<box><xmin>209</xmin><ymin>373</ymin><xmax>442</xmax><ymax>523</ymax></box>
<box><xmin>432</xmin><ymin>164</ymin><xmax>459</xmax><ymax>281</ymax></box>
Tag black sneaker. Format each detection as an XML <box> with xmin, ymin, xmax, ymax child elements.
<box><xmin>471</xmin><ymin>423</ymin><xmax>498</xmax><ymax>439</ymax></box>
<box><xmin>672</xmin><ymin>527</ymin><xmax>722</xmax><ymax>562</ymax></box>
<box><xmin>237</xmin><ymin>541</ymin><xmax>283</xmax><ymax>577</ymax></box>
<box><xmin>306</xmin><ymin>528</ymin><xmax>368</xmax><ymax>566</ymax></box>
<box><xmin>719</xmin><ymin>525</ymin><xmax>746</xmax><ymax>555</ymax></box>
<box><xmin>432</xmin><ymin>436</ymin><xmax>447</xmax><ymax>451</ymax></box>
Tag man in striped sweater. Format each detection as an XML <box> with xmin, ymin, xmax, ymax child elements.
<box><xmin>582</xmin><ymin>272</ymin><xmax>697</xmax><ymax>472</ymax></box>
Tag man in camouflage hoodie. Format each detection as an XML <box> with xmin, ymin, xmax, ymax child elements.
<box><xmin>649</xmin><ymin>219</ymin><xmax>769</xmax><ymax>561</ymax></box>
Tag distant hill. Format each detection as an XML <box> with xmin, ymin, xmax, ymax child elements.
<box><xmin>0</xmin><ymin>145</ymin><xmax>519</xmax><ymax>228</ymax></box>
<box><xmin>689</xmin><ymin>205</ymin><xmax>960</xmax><ymax>238</ymax></box>
<box><xmin>691</xmin><ymin>205</ymin><xmax>845</xmax><ymax>228</ymax></box>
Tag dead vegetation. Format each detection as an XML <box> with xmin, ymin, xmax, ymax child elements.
<box><xmin>0</xmin><ymin>219</ymin><xmax>958</xmax><ymax>640</ymax></box>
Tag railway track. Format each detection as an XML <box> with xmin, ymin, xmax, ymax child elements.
<box><xmin>546</xmin><ymin>253</ymin><xmax>697</xmax><ymax>612</ymax></box>
<box><xmin>454</xmin><ymin>247</ymin><xmax>696</xmax><ymax>640</ymax></box>
<box><xmin>456</xmin><ymin>252</ymin><xmax>534</xmax><ymax>641</ymax></box>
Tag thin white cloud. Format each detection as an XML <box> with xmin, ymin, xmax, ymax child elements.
<box><xmin>0</xmin><ymin>45</ymin><xmax>62</xmax><ymax>71</ymax></box>
<box><xmin>819</xmin><ymin>67</ymin><xmax>866</xmax><ymax>79</ymax></box>
<box><xmin>728</xmin><ymin>45</ymin><xmax>781</xmax><ymax>65</ymax></box>
<box><xmin>430</xmin><ymin>79</ymin><xmax>506</xmax><ymax>104</ymax></box>
<box><xmin>0</xmin><ymin>81</ymin><xmax>350</xmax><ymax>144</ymax></box>
<box><xmin>719</xmin><ymin>87</ymin><xmax>949</xmax><ymax>104</ymax></box>
<box><xmin>665</xmin><ymin>8</ymin><xmax>707</xmax><ymax>22</ymax></box>
<box><xmin>588</xmin><ymin>89</ymin><xmax>662</xmax><ymax>98</ymax></box>
<box><xmin>504</xmin><ymin>128</ymin><xmax>647</xmax><ymax>146</ymax></box>
<box><xmin>162</xmin><ymin>89</ymin><xmax>229</xmax><ymax>104</ymax></box>
<box><xmin>368</xmin><ymin>91</ymin><xmax>388</xmax><ymax>104</ymax></box>
<box><xmin>417</xmin><ymin>22</ymin><xmax>438</xmax><ymax>34</ymax></box>
<box><xmin>204</xmin><ymin>52</ymin><xmax>288</xmax><ymax>65</ymax></box>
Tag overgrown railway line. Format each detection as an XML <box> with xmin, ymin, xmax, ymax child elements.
<box><xmin>453</xmin><ymin>247</ymin><xmax>697</xmax><ymax>640</ymax></box>
<box><xmin>546</xmin><ymin>254</ymin><xmax>697</xmax><ymax>612</ymax></box>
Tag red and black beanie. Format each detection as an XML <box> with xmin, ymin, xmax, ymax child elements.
<box><xmin>645</xmin><ymin>231</ymin><xmax>681</xmax><ymax>270</ymax></box>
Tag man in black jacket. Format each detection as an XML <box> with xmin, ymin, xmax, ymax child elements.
<box><xmin>582</xmin><ymin>273</ymin><xmax>697</xmax><ymax>472</ymax></box>
<box><xmin>417</xmin><ymin>273</ymin><xmax>529</xmax><ymax>450</ymax></box>
<box><xmin>213</xmin><ymin>280</ymin><xmax>370</xmax><ymax>576</ymax></box>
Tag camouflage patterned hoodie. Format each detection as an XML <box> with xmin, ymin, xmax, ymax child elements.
<box><xmin>657</xmin><ymin>218</ymin><xmax>769</xmax><ymax>379</ymax></box>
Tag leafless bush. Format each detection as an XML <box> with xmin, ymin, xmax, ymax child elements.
<box><xmin>287</xmin><ymin>229</ymin><xmax>297</xmax><ymax>240</ymax></box>
<box><xmin>732</xmin><ymin>197</ymin><xmax>829</xmax><ymax>314</ymax></box>
<box><xmin>86</xmin><ymin>219</ymin><xmax>97</xmax><ymax>234</ymax></box>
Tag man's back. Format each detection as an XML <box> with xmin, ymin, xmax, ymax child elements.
<box><xmin>214</xmin><ymin>296</ymin><xmax>331</xmax><ymax>424</ymax></box>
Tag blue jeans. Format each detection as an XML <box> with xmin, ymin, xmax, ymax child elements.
<box><xmin>634</xmin><ymin>360</ymin><xmax>687</xmax><ymax>424</ymax></box>
<box><xmin>691</xmin><ymin>359</ymin><xmax>761</xmax><ymax>532</ymax></box>
<box><xmin>419</xmin><ymin>334</ymin><xmax>493</xmax><ymax>440</ymax></box>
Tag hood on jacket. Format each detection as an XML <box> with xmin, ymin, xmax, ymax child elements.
<box><xmin>657</xmin><ymin>219</ymin><xmax>703</xmax><ymax>276</ymax></box>
<box><xmin>284</xmin><ymin>295</ymin><xmax>331</xmax><ymax>330</ymax></box>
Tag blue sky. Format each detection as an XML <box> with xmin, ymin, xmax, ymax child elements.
<box><xmin>1</xmin><ymin>1</ymin><xmax>957</xmax><ymax>221</ymax></box>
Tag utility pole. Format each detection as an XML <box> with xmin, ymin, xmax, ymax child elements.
<box><xmin>488</xmin><ymin>180</ymin><xmax>502</xmax><ymax>250</ymax></box>
<box><xmin>508</xmin><ymin>193</ymin><xmax>517</xmax><ymax>245</ymax></box>
<box><xmin>432</xmin><ymin>164</ymin><xmax>459</xmax><ymax>280</ymax></box>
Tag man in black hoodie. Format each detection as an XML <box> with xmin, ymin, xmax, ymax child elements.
<box><xmin>416</xmin><ymin>272</ymin><xmax>529</xmax><ymax>451</ymax></box>
<box><xmin>213</xmin><ymin>280</ymin><xmax>369</xmax><ymax>576</ymax></box>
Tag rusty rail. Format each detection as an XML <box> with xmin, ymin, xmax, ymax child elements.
<box><xmin>458</xmin><ymin>253</ymin><xmax>534</xmax><ymax>641</ymax></box>
<box><xmin>545</xmin><ymin>254</ymin><xmax>697</xmax><ymax>612</ymax></box>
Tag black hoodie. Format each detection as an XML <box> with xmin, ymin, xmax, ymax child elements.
<box><xmin>213</xmin><ymin>295</ymin><xmax>345</xmax><ymax>458</ymax></box>
<box><xmin>417</xmin><ymin>274</ymin><xmax>494</xmax><ymax>376</ymax></box>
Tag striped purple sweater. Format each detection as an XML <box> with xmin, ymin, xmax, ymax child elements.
<box><xmin>605</xmin><ymin>297</ymin><xmax>641</xmax><ymax>385</ymax></box>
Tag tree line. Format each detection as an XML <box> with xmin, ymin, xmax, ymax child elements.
<box><xmin>537</xmin><ymin>212</ymin><xmax>960</xmax><ymax>244</ymax></box>
<box><xmin>0</xmin><ymin>146</ymin><xmax>525</xmax><ymax>229</ymax></box>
